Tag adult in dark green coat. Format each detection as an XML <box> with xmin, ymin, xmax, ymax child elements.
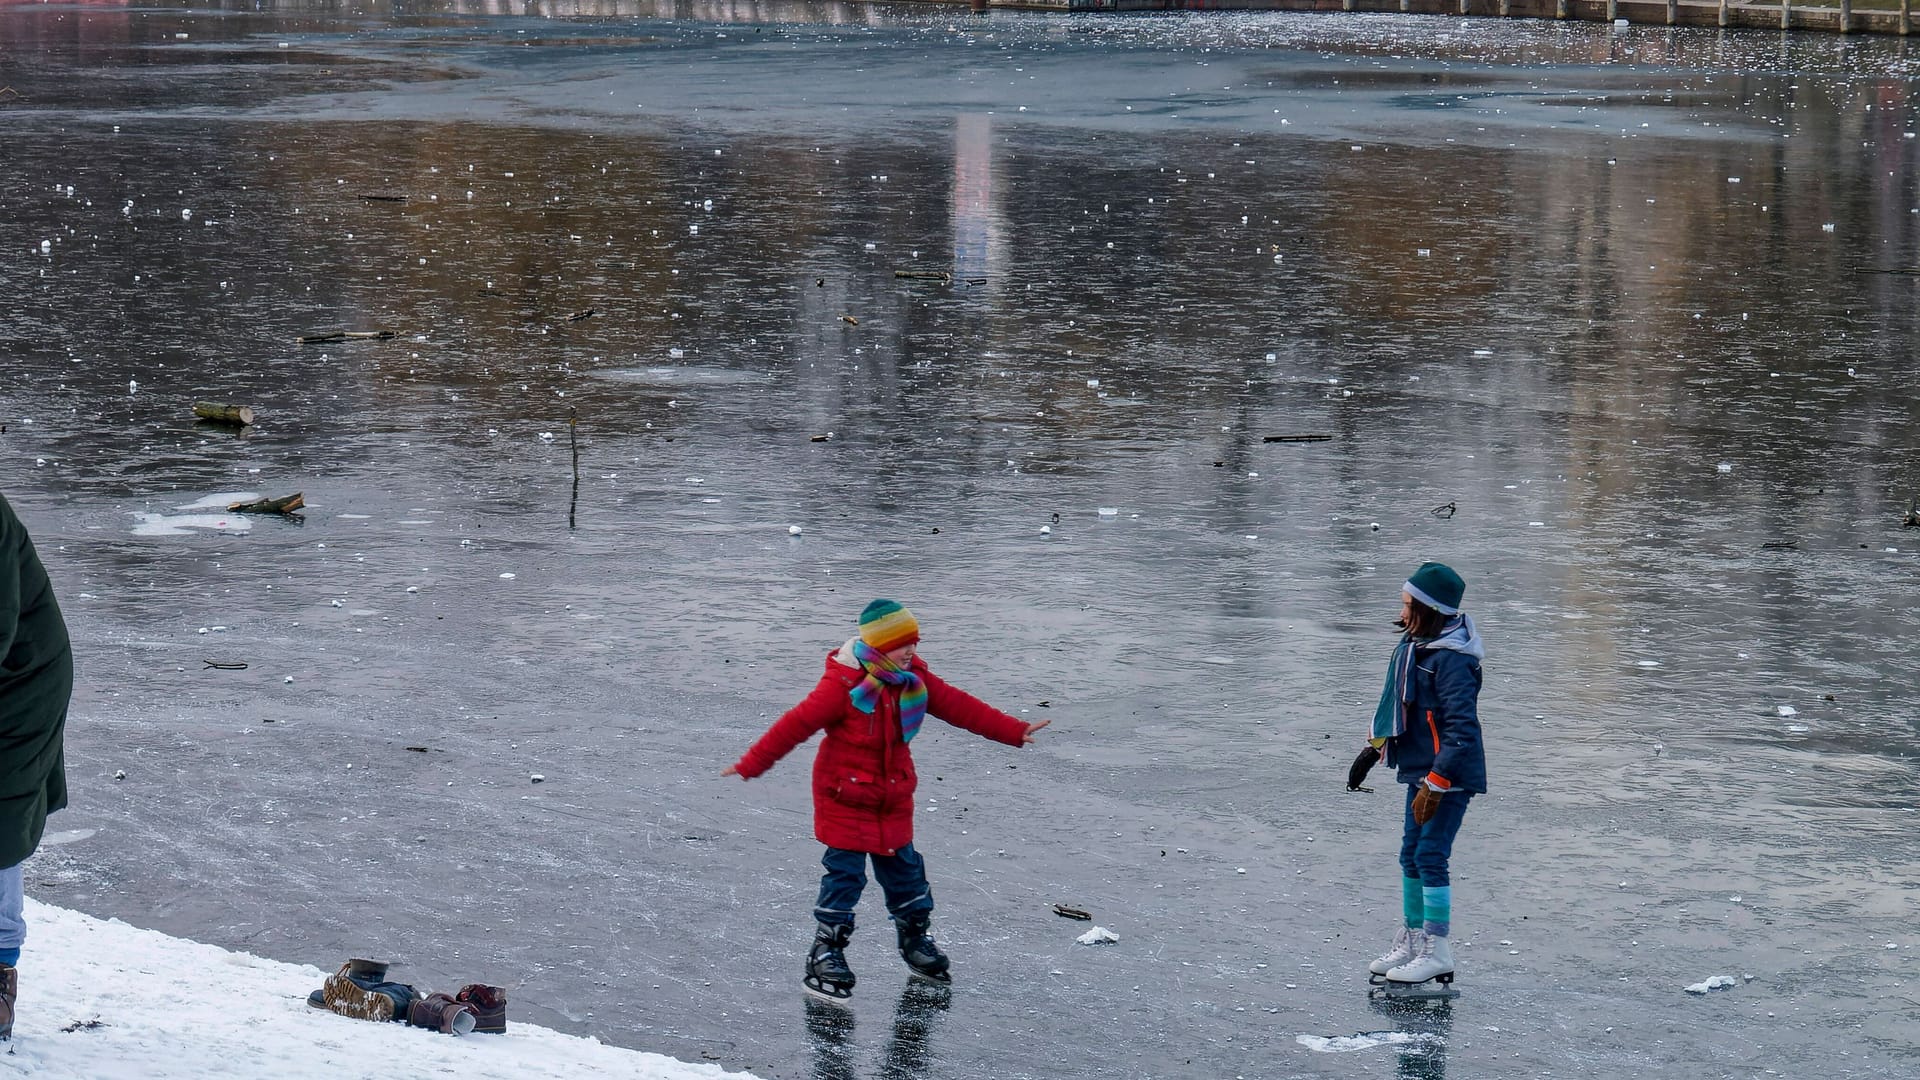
<box><xmin>0</xmin><ymin>491</ymin><xmax>71</xmax><ymax>1040</ymax></box>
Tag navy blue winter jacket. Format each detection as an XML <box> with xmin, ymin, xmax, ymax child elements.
<box><xmin>1383</xmin><ymin>647</ymin><xmax>1487</xmax><ymax>794</ymax></box>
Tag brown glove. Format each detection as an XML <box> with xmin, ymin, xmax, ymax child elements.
<box><xmin>1411</xmin><ymin>784</ymin><xmax>1443</xmax><ymax>826</ymax></box>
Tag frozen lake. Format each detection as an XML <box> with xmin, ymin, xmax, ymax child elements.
<box><xmin>3</xmin><ymin>2</ymin><xmax>1918</xmax><ymax>1076</ymax></box>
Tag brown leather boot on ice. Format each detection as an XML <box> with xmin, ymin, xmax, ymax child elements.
<box><xmin>454</xmin><ymin>983</ymin><xmax>507</xmax><ymax>1034</ymax></box>
<box><xmin>0</xmin><ymin>963</ymin><xmax>16</xmax><ymax>1040</ymax></box>
<box><xmin>406</xmin><ymin>992</ymin><xmax>477</xmax><ymax>1035</ymax></box>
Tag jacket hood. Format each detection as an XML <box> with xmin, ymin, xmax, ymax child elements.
<box><xmin>1418</xmin><ymin>612</ymin><xmax>1485</xmax><ymax>662</ymax></box>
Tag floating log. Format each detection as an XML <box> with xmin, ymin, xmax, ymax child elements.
<box><xmin>809</xmin><ymin>434</ymin><xmax>832</xmax><ymax>443</ymax></box>
<box><xmin>202</xmin><ymin>660</ymin><xmax>248</xmax><ymax>670</ymax></box>
<box><xmin>840</xmin><ymin>315</ymin><xmax>860</xmax><ymax>326</ymax></box>
<box><xmin>355</xmin><ymin>193</ymin><xmax>407</xmax><ymax>202</ymax></box>
<box><xmin>297</xmin><ymin>330</ymin><xmax>396</xmax><ymax>344</ymax></box>
<box><xmin>566</xmin><ymin>308</ymin><xmax>596</xmax><ymax>322</ymax></box>
<box><xmin>1053</xmin><ymin>904</ymin><xmax>1092</xmax><ymax>921</ymax></box>
<box><xmin>192</xmin><ymin>401</ymin><xmax>254</xmax><ymax>426</ymax></box>
<box><xmin>1261</xmin><ymin>434</ymin><xmax>1333</xmax><ymax>443</ymax></box>
<box><xmin>894</xmin><ymin>270</ymin><xmax>952</xmax><ymax>281</ymax></box>
<box><xmin>228</xmin><ymin>493</ymin><xmax>304</xmax><ymax>515</ymax></box>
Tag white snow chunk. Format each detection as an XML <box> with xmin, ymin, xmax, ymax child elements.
<box><xmin>1040</xmin><ymin>525</ymin><xmax>1051</xmax><ymax>535</ymax></box>
<box><xmin>530</xmin><ymin>774</ymin><xmax>545</xmax><ymax>784</ymax></box>
<box><xmin>1097</xmin><ymin>507</ymin><xmax>1119</xmax><ymax>516</ymax></box>
<box><xmin>788</xmin><ymin>525</ymin><xmax>803</xmax><ymax>535</ymax></box>
<box><xmin>1684</xmin><ymin>975</ymin><xmax>1737</xmax><ymax>994</ymax></box>
<box><xmin>1635</xmin><ymin>660</ymin><xmax>1661</xmax><ymax>668</ymax></box>
<box><xmin>1296</xmin><ymin>1032</ymin><xmax>1441</xmax><ymax>1053</ymax></box>
<box><xmin>1716</xmin><ymin>463</ymin><xmax>1733</xmax><ymax>473</ymax></box>
<box><xmin>1076</xmin><ymin>926</ymin><xmax>1120</xmax><ymax>946</ymax></box>
<box><xmin>1776</xmin><ymin>705</ymin><xmax>1797</xmax><ymax>717</ymax></box>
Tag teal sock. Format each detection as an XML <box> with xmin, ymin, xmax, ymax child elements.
<box><xmin>1401</xmin><ymin>876</ymin><xmax>1425</xmax><ymax>930</ymax></box>
<box><xmin>1422</xmin><ymin>885</ymin><xmax>1452</xmax><ymax>938</ymax></box>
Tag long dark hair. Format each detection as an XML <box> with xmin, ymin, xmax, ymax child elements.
<box><xmin>1396</xmin><ymin>597</ymin><xmax>1448</xmax><ymax>640</ymax></box>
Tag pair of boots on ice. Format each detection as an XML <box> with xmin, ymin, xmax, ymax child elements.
<box><xmin>805</xmin><ymin>912</ymin><xmax>948</xmax><ymax>1002</ymax></box>
<box><xmin>307</xmin><ymin>959</ymin><xmax>507</xmax><ymax>1035</ymax></box>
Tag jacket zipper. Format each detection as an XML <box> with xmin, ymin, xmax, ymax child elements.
<box><xmin>1425</xmin><ymin>708</ymin><xmax>1440</xmax><ymax>755</ymax></box>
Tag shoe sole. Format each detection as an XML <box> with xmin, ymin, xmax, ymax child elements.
<box><xmin>322</xmin><ymin>975</ymin><xmax>395</xmax><ymax>1022</ymax></box>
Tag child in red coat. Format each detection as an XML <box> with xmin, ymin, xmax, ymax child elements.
<box><xmin>723</xmin><ymin>599</ymin><xmax>1047</xmax><ymax>1002</ymax></box>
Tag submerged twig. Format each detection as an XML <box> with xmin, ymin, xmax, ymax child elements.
<box><xmin>568</xmin><ymin>407</ymin><xmax>580</xmax><ymax>530</ymax></box>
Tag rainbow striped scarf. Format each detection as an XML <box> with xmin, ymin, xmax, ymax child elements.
<box><xmin>848</xmin><ymin>639</ymin><xmax>928</xmax><ymax>744</ymax></box>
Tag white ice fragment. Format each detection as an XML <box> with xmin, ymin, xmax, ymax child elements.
<box><xmin>499</xmin><ymin>572</ymin><xmax>516</xmax><ymax>580</ymax></box>
<box><xmin>1039</xmin><ymin>525</ymin><xmax>1051</xmax><ymax>535</ymax></box>
<box><xmin>283</xmin><ymin>676</ymin><xmax>294</xmax><ymax>684</ymax></box>
<box><xmin>1087</xmin><ymin>378</ymin><xmax>1100</xmax><ymax>388</ymax></box>
<box><xmin>38</xmin><ymin>240</ymin><xmax>50</xmax><ymax>254</ymax></box>
<box><xmin>1728</xmin><ymin>177</ymin><xmax>1741</xmax><ymax>183</ymax></box>
<box><xmin>530</xmin><ymin>773</ymin><xmax>545</xmax><ymax>783</ymax></box>
<box><xmin>1729</xmin><ymin>895</ymin><xmax>1742</xmax><ymax>903</ymax></box>
<box><xmin>538</xmin><ymin>432</ymin><xmax>555</xmax><ymax>442</ymax></box>
<box><xmin>405</xmin><ymin>586</ymin><xmax>419</xmax><ymax>594</ymax></box>
<box><xmin>1684</xmin><ymin>975</ymin><xmax>1737</xmax><ymax>994</ymax></box>
<box><xmin>1716</xmin><ymin>463</ymin><xmax>1733</xmax><ymax>473</ymax></box>
<box><xmin>114</xmin><ymin>770</ymin><xmax>126</xmax><ymax>781</ymax></box>
<box><xmin>1370</xmin><ymin>523</ymin><xmax>1380</xmax><ymax>531</ymax></box>
<box><xmin>668</xmin><ymin>347</ymin><xmax>685</xmax><ymax>358</ymax></box>
<box><xmin>1235</xmin><ymin>867</ymin><xmax>1247</xmax><ymax>874</ymax></box>
<box><xmin>1777</xmin><ymin>705</ymin><xmax>1797</xmax><ymax>717</ymax></box>
<box><xmin>1097</xmin><ymin>507</ymin><xmax>1118</xmax><ymax>516</ymax></box>
<box><xmin>788</xmin><ymin>525</ymin><xmax>803</xmax><ymax>535</ymax></box>
<box><xmin>1417</xmin><ymin>248</ymin><xmax>1430</xmax><ymax>257</ymax></box>
<box><xmin>1076</xmin><ymin>926</ymin><xmax>1120</xmax><ymax>946</ymax></box>
<box><xmin>864</xmin><ymin>242</ymin><xmax>876</xmax><ymax>251</ymax></box>
<box><xmin>1822</xmin><ymin>223</ymin><xmax>1835</xmax><ymax>232</ymax></box>
<box><xmin>1635</xmin><ymin>660</ymin><xmax>1661</xmax><ymax>668</ymax></box>
<box><xmin>181</xmin><ymin>209</ymin><xmax>192</xmax><ymax>221</ymax></box>
<box><xmin>1886</xmin><ymin>942</ymin><xmax>1900</xmax><ymax>950</ymax></box>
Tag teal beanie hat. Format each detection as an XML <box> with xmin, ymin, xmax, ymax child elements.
<box><xmin>1404</xmin><ymin>562</ymin><xmax>1465</xmax><ymax>615</ymax></box>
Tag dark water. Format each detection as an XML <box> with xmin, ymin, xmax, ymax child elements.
<box><xmin>3</xmin><ymin>3</ymin><xmax>1919</xmax><ymax>1077</ymax></box>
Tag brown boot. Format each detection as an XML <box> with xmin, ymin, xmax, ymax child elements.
<box><xmin>406</xmin><ymin>992</ymin><xmax>477</xmax><ymax>1035</ymax></box>
<box><xmin>454</xmin><ymin>984</ymin><xmax>507</xmax><ymax>1034</ymax></box>
<box><xmin>322</xmin><ymin>963</ymin><xmax>395</xmax><ymax>1022</ymax></box>
<box><xmin>0</xmin><ymin>963</ymin><xmax>15</xmax><ymax>1040</ymax></box>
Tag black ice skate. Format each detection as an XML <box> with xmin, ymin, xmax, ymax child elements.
<box><xmin>894</xmin><ymin>913</ymin><xmax>951</xmax><ymax>986</ymax></box>
<box><xmin>805</xmin><ymin>921</ymin><xmax>857</xmax><ymax>1003</ymax></box>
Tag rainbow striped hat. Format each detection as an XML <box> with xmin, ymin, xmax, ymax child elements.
<box><xmin>857</xmin><ymin>599</ymin><xmax>920</xmax><ymax>652</ymax></box>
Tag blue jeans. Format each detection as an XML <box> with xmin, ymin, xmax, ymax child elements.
<box><xmin>815</xmin><ymin>844</ymin><xmax>933</xmax><ymax>926</ymax></box>
<box><xmin>1398</xmin><ymin>783</ymin><xmax>1472</xmax><ymax>888</ymax></box>
<box><xmin>0</xmin><ymin>862</ymin><xmax>21</xmax><ymax>965</ymax></box>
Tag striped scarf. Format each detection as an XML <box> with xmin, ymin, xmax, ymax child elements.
<box><xmin>1371</xmin><ymin>613</ymin><xmax>1484</xmax><ymax>741</ymax></box>
<box><xmin>847</xmin><ymin>639</ymin><xmax>928</xmax><ymax>744</ymax></box>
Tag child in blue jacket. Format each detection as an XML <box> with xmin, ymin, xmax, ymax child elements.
<box><xmin>1347</xmin><ymin>562</ymin><xmax>1486</xmax><ymax>986</ymax></box>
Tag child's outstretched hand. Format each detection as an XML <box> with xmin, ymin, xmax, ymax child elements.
<box><xmin>1022</xmin><ymin>719</ymin><xmax>1050</xmax><ymax>745</ymax></box>
<box><xmin>720</xmin><ymin>764</ymin><xmax>745</xmax><ymax>780</ymax></box>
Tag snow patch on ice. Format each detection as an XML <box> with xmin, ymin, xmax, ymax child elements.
<box><xmin>1684</xmin><ymin>974</ymin><xmax>1737</xmax><ymax>994</ymax></box>
<box><xmin>132</xmin><ymin>513</ymin><xmax>251</xmax><ymax>537</ymax></box>
<box><xmin>4</xmin><ymin>899</ymin><xmax>762</xmax><ymax>1079</ymax></box>
<box><xmin>1076</xmin><ymin>926</ymin><xmax>1120</xmax><ymax>946</ymax></box>
<box><xmin>1295</xmin><ymin>1031</ymin><xmax>1443</xmax><ymax>1053</ymax></box>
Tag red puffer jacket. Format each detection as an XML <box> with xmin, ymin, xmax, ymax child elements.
<box><xmin>733</xmin><ymin>643</ymin><xmax>1030</xmax><ymax>855</ymax></box>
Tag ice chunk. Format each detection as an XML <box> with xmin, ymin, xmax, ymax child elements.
<box><xmin>1097</xmin><ymin>507</ymin><xmax>1118</xmax><ymax>516</ymax></box>
<box><xmin>1684</xmin><ymin>975</ymin><xmax>1736</xmax><ymax>994</ymax></box>
<box><xmin>1075</xmin><ymin>926</ymin><xmax>1119</xmax><ymax>946</ymax></box>
<box><xmin>1716</xmin><ymin>463</ymin><xmax>1733</xmax><ymax>473</ymax></box>
<box><xmin>1776</xmin><ymin>705</ymin><xmax>1797</xmax><ymax>717</ymax></box>
<box><xmin>788</xmin><ymin>525</ymin><xmax>803</xmax><ymax>535</ymax></box>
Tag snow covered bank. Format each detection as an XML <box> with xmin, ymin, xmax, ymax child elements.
<box><xmin>0</xmin><ymin>900</ymin><xmax>761</xmax><ymax>1080</ymax></box>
